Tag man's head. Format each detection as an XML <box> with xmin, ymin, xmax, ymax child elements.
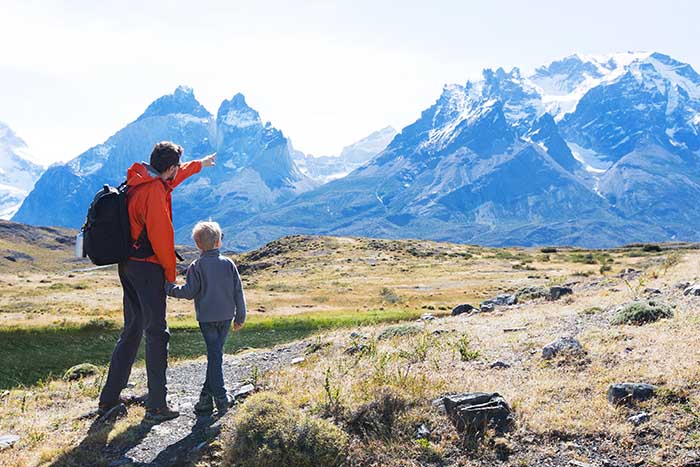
<box><xmin>150</xmin><ymin>141</ymin><xmax>183</xmax><ymax>180</ymax></box>
<box><xmin>192</xmin><ymin>221</ymin><xmax>223</xmax><ymax>251</ymax></box>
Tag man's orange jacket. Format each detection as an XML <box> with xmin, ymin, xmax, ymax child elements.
<box><xmin>125</xmin><ymin>161</ymin><xmax>202</xmax><ymax>282</ymax></box>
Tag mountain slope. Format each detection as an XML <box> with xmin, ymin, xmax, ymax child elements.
<box><xmin>13</xmin><ymin>88</ymin><xmax>314</xmax><ymax>242</ymax></box>
<box><xmin>293</xmin><ymin>126</ymin><xmax>397</xmax><ymax>182</ymax></box>
<box><xmin>225</xmin><ymin>53</ymin><xmax>698</xmax><ymax>250</ymax></box>
<box><xmin>0</xmin><ymin>122</ymin><xmax>44</xmax><ymax>219</ymax></box>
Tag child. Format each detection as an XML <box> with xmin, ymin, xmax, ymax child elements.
<box><xmin>165</xmin><ymin>221</ymin><xmax>246</xmax><ymax>416</ymax></box>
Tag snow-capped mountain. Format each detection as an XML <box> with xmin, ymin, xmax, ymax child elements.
<box><xmin>293</xmin><ymin>126</ymin><xmax>397</xmax><ymax>183</ymax></box>
<box><xmin>0</xmin><ymin>122</ymin><xmax>44</xmax><ymax>219</ymax></box>
<box><xmin>13</xmin><ymin>87</ymin><xmax>313</xmax><ymax>242</ymax></box>
<box><xmin>222</xmin><ymin>51</ymin><xmax>699</xmax><ymax>250</ymax></box>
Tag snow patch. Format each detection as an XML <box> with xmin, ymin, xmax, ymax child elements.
<box><xmin>222</xmin><ymin>110</ymin><xmax>260</xmax><ymax>128</ymax></box>
<box><xmin>567</xmin><ymin>142</ymin><xmax>611</xmax><ymax>174</ymax></box>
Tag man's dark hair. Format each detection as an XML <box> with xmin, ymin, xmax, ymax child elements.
<box><xmin>150</xmin><ymin>141</ymin><xmax>183</xmax><ymax>173</ymax></box>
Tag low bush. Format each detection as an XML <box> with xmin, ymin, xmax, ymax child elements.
<box><xmin>515</xmin><ymin>286</ymin><xmax>549</xmax><ymax>301</ymax></box>
<box><xmin>225</xmin><ymin>392</ymin><xmax>348</xmax><ymax>467</ymax></box>
<box><xmin>378</xmin><ymin>324</ymin><xmax>422</xmax><ymax>340</ymax></box>
<box><xmin>611</xmin><ymin>300</ymin><xmax>674</xmax><ymax>325</ymax></box>
<box><xmin>346</xmin><ymin>388</ymin><xmax>408</xmax><ymax>439</ymax></box>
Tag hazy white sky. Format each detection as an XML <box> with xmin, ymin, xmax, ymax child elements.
<box><xmin>1</xmin><ymin>0</ymin><xmax>698</xmax><ymax>165</ymax></box>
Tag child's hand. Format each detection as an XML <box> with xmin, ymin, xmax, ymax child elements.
<box><xmin>234</xmin><ymin>322</ymin><xmax>244</xmax><ymax>331</ymax></box>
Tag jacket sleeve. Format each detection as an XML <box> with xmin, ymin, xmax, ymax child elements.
<box><xmin>145</xmin><ymin>186</ymin><xmax>178</xmax><ymax>282</ymax></box>
<box><xmin>165</xmin><ymin>262</ymin><xmax>201</xmax><ymax>300</ymax></box>
<box><xmin>170</xmin><ymin>160</ymin><xmax>202</xmax><ymax>189</ymax></box>
<box><xmin>230</xmin><ymin>260</ymin><xmax>247</xmax><ymax>325</ymax></box>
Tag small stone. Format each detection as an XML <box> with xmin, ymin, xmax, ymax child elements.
<box><xmin>643</xmin><ymin>288</ymin><xmax>661</xmax><ymax>295</ymax></box>
<box><xmin>684</xmin><ymin>284</ymin><xmax>700</xmax><ymax>296</ymax></box>
<box><xmin>569</xmin><ymin>461</ymin><xmax>596</xmax><ymax>467</ymax></box>
<box><xmin>0</xmin><ymin>434</ymin><xmax>20</xmax><ymax>450</ymax></box>
<box><xmin>416</xmin><ymin>424</ymin><xmax>430</xmax><ymax>439</ymax></box>
<box><xmin>549</xmin><ymin>286</ymin><xmax>573</xmax><ymax>301</ymax></box>
<box><xmin>627</xmin><ymin>412</ymin><xmax>651</xmax><ymax>426</ymax></box>
<box><xmin>451</xmin><ymin>304</ymin><xmax>476</xmax><ymax>316</ymax></box>
<box><xmin>420</xmin><ymin>313</ymin><xmax>435</xmax><ymax>321</ymax></box>
<box><xmin>675</xmin><ymin>281</ymin><xmax>691</xmax><ymax>290</ymax></box>
<box><xmin>349</xmin><ymin>331</ymin><xmax>364</xmax><ymax>339</ymax></box>
<box><xmin>542</xmin><ymin>336</ymin><xmax>584</xmax><ymax>360</ymax></box>
<box><xmin>480</xmin><ymin>303</ymin><xmax>496</xmax><ymax>313</ymax></box>
<box><xmin>490</xmin><ymin>360</ymin><xmax>511</xmax><ymax>369</ymax></box>
<box><xmin>607</xmin><ymin>383</ymin><xmax>658</xmax><ymax>405</ymax></box>
<box><xmin>344</xmin><ymin>343</ymin><xmax>369</xmax><ymax>355</ymax></box>
<box><xmin>290</xmin><ymin>357</ymin><xmax>305</xmax><ymax>365</ymax></box>
<box><xmin>233</xmin><ymin>384</ymin><xmax>255</xmax><ymax>400</ymax></box>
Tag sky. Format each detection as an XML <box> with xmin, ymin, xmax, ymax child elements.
<box><xmin>1</xmin><ymin>0</ymin><xmax>698</xmax><ymax>165</ymax></box>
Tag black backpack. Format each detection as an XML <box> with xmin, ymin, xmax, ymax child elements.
<box><xmin>81</xmin><ymin>181</ymin><xmax>153</xmax><ymax>265</ymax></box>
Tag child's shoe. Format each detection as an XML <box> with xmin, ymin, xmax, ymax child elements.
<box><xmin>194</xmin><ymin>392</ymin><xmax>214</xmax><ymax>415</ymax></box>
<box><xmin>214</xmin><ymin>393</ymin><xmax>235</xmax><ymax>416</ymax></box>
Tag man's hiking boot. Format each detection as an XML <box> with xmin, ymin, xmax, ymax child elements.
<box><xmin>96</xmin><ymin>402</ymin><xmax>127</xmax><ymax>421</ymax></box>
<box><xmin>194</xmin><ymin>392</ymin><xmax>214</xmax><ymax>415</ymax></box>
<box><xmin>144</xmin><ymin>405</ymin><xmax>180</xmax><ymax>423</ymax></box>
<box><xmin>214</xmin><ymin>393</ymin><xmax>235</xmax><ymax>416</ymax></box>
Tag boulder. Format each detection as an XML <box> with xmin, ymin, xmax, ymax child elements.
<box><xmin>542</xmin><ymin>336</ymin><xmax>584</xmax><ymax>360</ymax></box>
<box><xmin>451</xmin><ymin>304</ymin><xmax>476</xmax><ymax>316</ymax></box>
<box><xmin>607</xmin><ymin>383</ymin><xmax>657</xmax><ymax>405</ymax></box>
<box><xmin>480</xmin><ymin>303</ymin><xmax>496</xmax><ymax>313</ymax></box>
<box><xmin>419</xmin><ymin>313</ymin><xmax>435</xmax><ymax>321</ymax></box>
<box><xmin>548</xmin><ymin>286</ymin><xmax>573</xmax><ymax>301</ymax></box>
<box><xmin>437</xmin><ymin>392</ymin><xmax>513</xmax><ymax>435</ymax></box>
<box><xmin>684</xmin><ymin>284</ymin><xmax>700</xmax><ymax>296</ymax></box>
<box><xmin>482</xmin><ymin>294</ymin><xmax>517</xmax><ymax>307</ymax></box>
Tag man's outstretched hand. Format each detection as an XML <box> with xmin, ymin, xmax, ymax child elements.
<box><xmin>234</xmin><ymin>322</ymin><xmax>244</xmax><ymax>331</ymax></box>
<box><xmin>201</xmin><ymin>153</ymin><xmax>216</xmax><ymax>167</ymax></box>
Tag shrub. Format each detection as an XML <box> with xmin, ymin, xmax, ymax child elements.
<box><xmin>611</xmin><ymin>300</ymin><xmax>674</xmax><ymax>325</ymax></box>
<box><xmin>514</xmin><ymin>286</ymin><xmax>549</xmax><ymax>301</ymax></box>
<box><xmin>379</xmin><ymin>287</ymin><xmax>402</xmax><ymax>304</ymax></box>
<box><xmin>63</xmin><ymin>363</ymin><xmax>100</xmax><ymax>381</ymax></box>
<box><xmin>346</xmin><ymin>388</ymin><xmax>408</xmax><ymax>439</ymax></box>
<box><xmin>456</xmin><ymin>335</ymin><xmax>480</xmax><ymax>361</ymax></box>
<box><xmin>226</xmin><ymin>392</ymin><xmax>348</xmax><ymax>467</ymax></box>
<box><xmin>540</xmin><ymin>247</ymin><xmax>558</xmax><ymax>253</ymax></box>
<box><xmin>378</xmin><ymin>324</ymin><xmax>422</xmax><ymax>340</ymax></box>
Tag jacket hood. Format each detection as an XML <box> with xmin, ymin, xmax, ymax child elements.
<box><xmin>126</xmin><ymin>162</ymin><xmax>163</xmax><ymax>187</ymax></box>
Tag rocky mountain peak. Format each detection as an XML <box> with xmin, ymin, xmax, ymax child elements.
<box><xmin>137</xmin><ymin>85</ymin><xmax>211</xmax><ymax>121</ymax></box>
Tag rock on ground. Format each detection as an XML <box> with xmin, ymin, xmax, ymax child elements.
<box><xmin>607</xmin><ymin>383</ymin><xmax>658</xmax><ymax>405</ymax></box>
<box><xmin>542</xmin><ymin>336</ymin><xmax>584</xmax><ymax>360</ymax></box>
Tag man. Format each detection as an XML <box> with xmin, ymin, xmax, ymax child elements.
<box><xmin>98</xmin><ymin>141</ymin><xmax>215</xmax><ymax>422</ymax></box>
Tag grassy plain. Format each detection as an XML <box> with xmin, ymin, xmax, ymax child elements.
<box><xmin>1</xmin><ymin>226</ymin><xmax>700</xmax><ymax>465</ymax></box>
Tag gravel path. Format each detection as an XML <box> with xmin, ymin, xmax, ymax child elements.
<box><xmin>101</xmin><ymin>341</ymin><xmax>308</xmax><ymax>467</ymax></box>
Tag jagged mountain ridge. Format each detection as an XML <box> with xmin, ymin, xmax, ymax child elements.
<box><xmin>292</xmin><ymin>126</ymin><xmax>397</xmax><ymax>183</ymax></box>
<box><xmin>13</xmin><ymin>86</ymin><xmax>314</xmax><ymax>242</ymax></box>
<box><xmin>0</xmin><ymin>122</ymin><xmax>44</xmax><ymax>219</ymax></box>
<box><xmin>223</xmin><ymin>51</ymin><xmax>699</xmax><ymax>250</ymax></box>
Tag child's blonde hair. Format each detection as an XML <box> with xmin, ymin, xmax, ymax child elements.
<box><xmin>192</xmin><ymin>221</ymin><xmax>222</xmax><ymax>251</ymax></box>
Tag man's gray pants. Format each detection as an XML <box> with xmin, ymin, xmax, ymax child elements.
<box><xmin>99</xmin><ymin>260</ymin><xmax>170</xmax><ymax>410</ymax></box>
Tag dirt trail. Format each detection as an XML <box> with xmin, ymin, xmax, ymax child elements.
<box><xmin>62</xmin><ymin>341</ymin><xmax>308</xmax><ymax>467</ymax></box>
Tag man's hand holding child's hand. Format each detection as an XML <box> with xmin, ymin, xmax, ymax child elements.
<box><xmin>234</xmin><ymin>322</ymin><xmax>244</xmax><ymax>331</ymax></box>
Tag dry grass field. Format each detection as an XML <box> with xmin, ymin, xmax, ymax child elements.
<box><xmin>1</xmin><ymin>220</ymin><xmax>700</xmax><ymax>466</ymax></box>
